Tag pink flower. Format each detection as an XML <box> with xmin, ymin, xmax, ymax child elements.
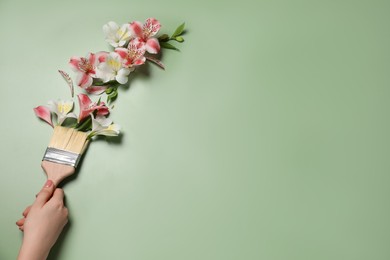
<box><xmin>69</xmin><ymin>52</ymin><xmax>108</xmax><ymax>88</ymax></box>
<box><xmin>77</xmin><ymin>94</ymin><xmax>109</xmax><ymax>122</ymax></box>
<box><xmin>129</xmin><ymin>18</ymin><xmax>161</xmax><ymax>54</ymax></box>
<box><xmin>115</xmin><ymin>38</ymin><xmax>146</xmax><ymax>69</ymax></box>
<box><xmin>34</xmin><ymin>106</ymin><xmax>53</xmax><ymax>127</ymax></box>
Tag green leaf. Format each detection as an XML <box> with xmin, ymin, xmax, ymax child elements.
<box><xmin>93</xmin><ymin>81</ymin><xmax>106</xmax><ymax>86</ymax></box>
<box><xmin>76</xmin><ymin>116</ymin><xmax>92</xmax><ymax>131</ymax></box>
<box><xmin>105</xmin><ymin>87</ymin><xmax>114</xmax><ymax>94</ymax></box>
<box><xmin>107</xmin><ymin>89</ymin><xmax>118</xmax><ymax>104</ymax></box>
<box><xmin>61</xmin><ymin>117</ymin><xmax>77</xmax><ymax>128</ymax></box>
<box><xmin>171</xmin><ymin>22</ymin><xmax>185</xmax><ymax>38</ymax></box>
<box><xmin>160</xmin><ymin>42</ymin><xmax>180</xmax><ymax>51</ymax></box>
<box><xmin>158</xmin><ymin>34</ymin><xmax>170</xmax><ymax>42</ymax></box>
<box><xmin>94</xmin><ymin>79</ymin><xmax>116</xmax><ymax>86</ymax></box>
<box><xmin>175</xmin><ymin>36</ymin><xmax>184</xmax><ymax>42</ymax></box>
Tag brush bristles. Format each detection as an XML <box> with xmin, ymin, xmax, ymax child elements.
<box><xmin>48</xmin><ymin>126</ymin><xmax>89</xmax><ymax>154</ymax></box>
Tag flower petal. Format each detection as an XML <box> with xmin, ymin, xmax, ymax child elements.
<box><xmin>115</xmin><ymin>48</ymin><xmax>128</xmax><ymax>59</ymax></box>
<box><xmin>118</xmin><ymin>23</ymin><xmax>132</xmax><ymax>44</ymax></box>
<box><xmin>146</xmin><ymin>56</ymin><xmax>165</xmax><ymax>70</ymax></box>
<box><xmin>144</xmin><ymin>18</ymin><xmax>161</xmax><ymax>38</ymax></box>
<box><xmin>87</xmin><ymin>53</ymin><xmax>96</xmax><ymax>65</ymax></box>
<box><xmin>77</xmin><ymin>94</ymin><xmax>93</xmax><ymax>121</ymax></box>
<box><xmin>96</xmin><ymin>51</ymin><xmax>108</xmax><ymax>63</ymax></box>
<box><xmin>116</xmin><ymin>68</ymin><xmax>130</xmax><ymax>84</ymax></box>
<box><xmin>95</xmin><ymin>124</ymin><xmax>121</xmax><ymax>136</ymax></box>
<box><xmin>103</xmin><ymin>21</ymin><xmax>119</xmax><ymax>36</ymax></box>
<box><xmin>69</xmin><ymin>56</ymin><xmax>81</xmax><ymax>72</ymax></box>
<box><xmin>34</xmin><ymin>106</ymin><xmax>53</xmax><ymax>127</ymax></box>
<box><xmin>89</xmin><ymin>115</ymin><xmax>120</xmax><ymax>137</ymax></box>
<box><xmin>103</xmin><ymin>21</ymin><xmax>122</xmax><ymax>47</ymax></box>
<box><xmin>85</xmin><ymin>85</ymin><xmax>108</xmax><ymax>95</ymax></box>
<box><xmin>76</xmin><ymin>73</ymin><xmax>93</xmax><ymax>88</ymax></box>
<box><xmin>96</xmin><ymin>62</ymin><xmax>113</xmax><ymax>82</ymax></box>
<box><xmin>133</xmin><ymin>56</ymin><xmax>146</xmax><ymax>66</ymax></box>
<box><xmin>58</xmin><ymin>70</ymin><xmax>74</xmax><ymax>97</ymax></box>
<box><xmin>97</xmin><ymin>116</ymin><xmax>113</xmax><ymax>127</ymax></box>
<box><xmin>129</xmin><ymin>21</ymin><xmax>143</xmax><ymax>38</ymax></box>
<box><xmin>145</xmin><ymin>38</ymin><xmax>160</xmax><ymax>54</ymax></box>
<box><xmin>97</xmin><ymin>52</ymin><xmax>127</xmax><ymax>83</ymax></box>
<box><xmin>96</xmin><ymin>106</ymin><xmax>110</xmax><ymax>116</ymax></box>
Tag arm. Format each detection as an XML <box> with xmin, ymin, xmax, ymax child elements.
<box><xmin>16</xmin><ymin>180</ymin><xmax>68</xmax><ymax>260</ymax></box>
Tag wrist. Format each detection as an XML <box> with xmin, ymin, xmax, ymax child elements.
<box><xmin>18</xmin><ymin>238</ymin><xmax>50</xmax><ymax>260</ymax></box>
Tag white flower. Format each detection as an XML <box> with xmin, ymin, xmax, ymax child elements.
<box><xmin>103</xmin><ymin>21</ymin><xmax>132</xmax><ymax>48</ymax></box>
<box><xmin>97</xmin><ymin>52</ymin><xmax>131</xmax><ymax>84</ymax></box>
<box><xmin>47</xmin><ymin>100</ymin><xmax>77</xmax><ymax>125</ymax></box>
<box><xmin>89</xmin><ymin>115</ymin><xmax>121</xmax><ymax>137</ymax></box>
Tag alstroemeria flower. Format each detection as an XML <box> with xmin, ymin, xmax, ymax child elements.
<box><xmin>89</xmin><ymin>115</ymin><xmax>121</xmax><ymax>137</ymax></box>
<box><xmin>69</xmin><ymin>52</ymin><xmax>108</xmax><ymax>88</ymax></box>
<box><xmin>78</xmin><ymin>94</ymin><xmax>109</xmax><ymax>122</ymax></box>
<box><xmin>97</xmin><ymin>52</ymin><xmax>130</xmax><ymax>84</ymax></box>
<box><xmin>34</xmin><ymin>106</ymin><xmax>53</xmax><ymax>127</ymax></box>
<box><xmin>129</xmin><ymin>18</ymin><xmax>161</xmax><ymax>54</ymax></box>
<box><xmin>103</xmin><ymin>21</ymin><xmax>132</xmax><ymax>48</ymax></box>
<box><xmin>115</xmin><ymin>38</ymin><xmax>146</xmax><ymax>69</ymax></box>
<box><xmin>47</xmin><ymin>100</ymin><xmax>77</xmax><ymax>125</ymax></box>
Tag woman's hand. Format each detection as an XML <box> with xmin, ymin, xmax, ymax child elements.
<box><xmin>16</xmin><ymin>180</ymin><xmax>69</xmax><ymax>260</ymax></box>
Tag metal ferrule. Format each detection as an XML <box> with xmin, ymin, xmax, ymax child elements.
<box><xmin>43</xmin><ymin>147</ymin><xmax>81</xmax><ymax>167</ymax></box>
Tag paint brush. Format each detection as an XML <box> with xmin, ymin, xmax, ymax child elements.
<box><xmin>41</xmin><ymin>126</ymin><xmax>89</xmax><ymax>187</ymax></box>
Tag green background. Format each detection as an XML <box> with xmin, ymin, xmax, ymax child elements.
<box><xmin>1</xmin><ymin>0</ymin><xmax>389</xmax><ymax>259</ymax></box>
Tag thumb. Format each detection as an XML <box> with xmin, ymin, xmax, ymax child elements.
<box><xmin>34</xmin><ymin>180</ymin><xmax>55</xmax><ymax>207</ymax></box>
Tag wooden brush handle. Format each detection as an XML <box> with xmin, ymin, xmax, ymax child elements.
<box><xmin>41</xmin><ymin>161</ymin><xmax>75</xmax><ymax>187</ymax></box>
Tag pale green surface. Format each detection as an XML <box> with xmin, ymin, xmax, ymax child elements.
<box><xmin>0</xmin><ymin>0</ymin><xmax>390</xmax><ymax>259</ymax></box>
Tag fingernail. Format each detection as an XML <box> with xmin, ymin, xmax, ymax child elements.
<box><xmin>45</xmin><ymin>180</ymin><xmax>53</xmax><ymax>188</ymax></box>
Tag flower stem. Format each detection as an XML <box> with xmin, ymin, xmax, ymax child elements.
<box><xmin>76</xmin><ymin>116</ymin><xmax>92</xmax><ymax>131</ymax></box>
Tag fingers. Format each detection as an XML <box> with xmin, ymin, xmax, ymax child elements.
<box><xmin>17</xmin><ymin>183</ymin><xmax>67</xmax><ymax>234</ymax></box>
<box><xmin>52</xmin><ymin>188</ymin><xmax>65</xmax><ymax>201</ymax></box>
<box><xmin>16</xmin><ymin>217</ymin><xmax>25</xmax><ymax>227</ymax></box>
<box><xmin>46</xmin><ymin>188</ymin><xmax>66</xmax><ymax>210</ymax></box>
<box><xmin>34</xmin><ymin>180</ymin><xmax>55</xmax><ymax>208</ymax></box>
<box><xmin>16</xmin><ymin>205</ymin><xmax>31</xmax><ymax>231</ymax></box>
<box><xmin>22</xmin><ymin>205</ymin><xmax>32</xmax><ymax>217</ymax></box>
<box><xmin>16</xmin><ymin>216</ymin><xmax>26</xmax><ymax>231</ymax></box>
<box><xmin>47</xmin><ymin>188</ymin><xmax>68</xmax><ymax>227</ymax></box>
<box><xmin>16</xmin><ymin>219</ymin><xmax>25</xmax><ymax>231</ymax></box>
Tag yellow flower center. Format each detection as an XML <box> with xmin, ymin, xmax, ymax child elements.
<box><xmin>108</xmin><ymin>59</ymin><xmax>121</xmax><ymax>71</ymax></box>
<box><xmin>58</xmin><ymin>103</ymin><xmax>72</xmax><ymax>114</ymax></box>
